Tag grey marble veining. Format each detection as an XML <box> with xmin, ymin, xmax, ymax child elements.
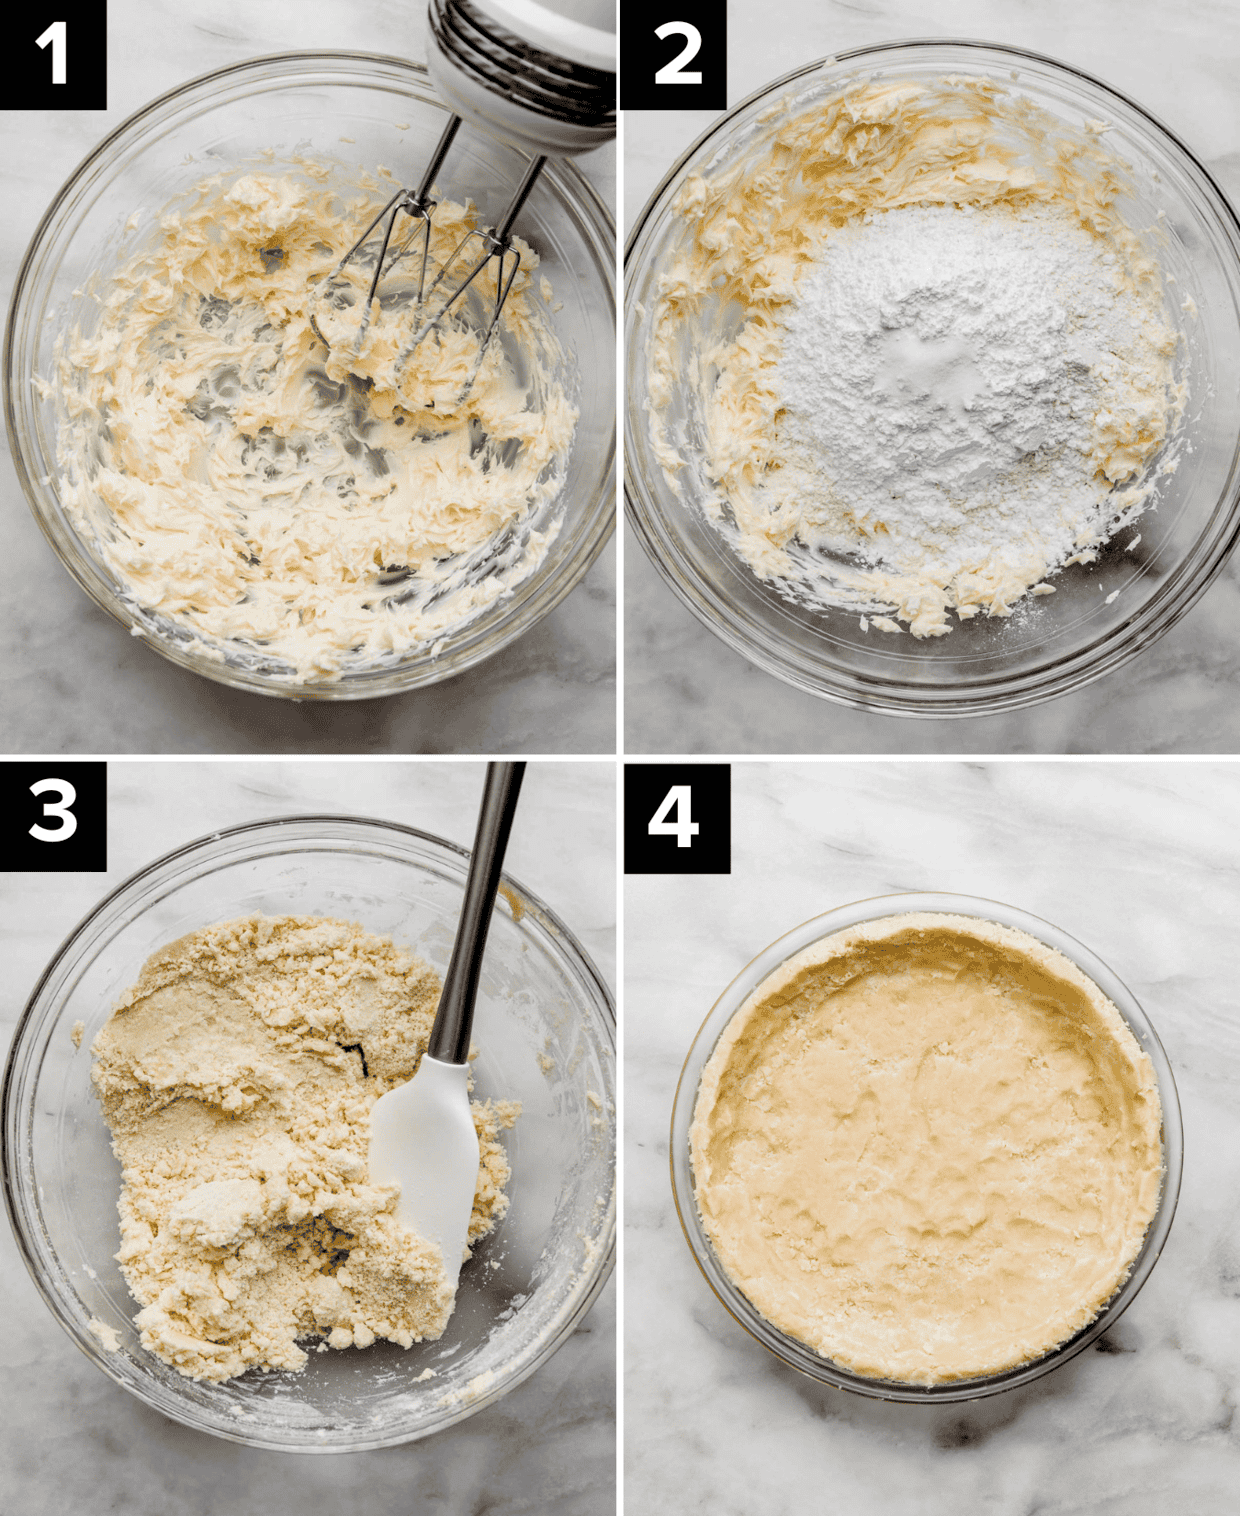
<box><xmin>1</xmin><ymin>0</ymin><xmax>616</xmax><ymax>756</ymax></box>
<box><xmin>0</xmin><ymin>759</ymin><xmax>615</xmax><ymax>1512</ymax></box>
<box><xmin>623</xmin><ymin>0</ymin><xmax>1240</xmax><ymax>754</ymax></box>
<box><xmin>625</xmin><ymin>759</ymin><xmax>1240</xmax><ymax>1512</ymax></box>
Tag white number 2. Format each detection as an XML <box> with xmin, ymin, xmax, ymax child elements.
<box><xmin>30</xmin><ymin>777</ymin><xmax>78</xmax><ymax>842</ymax></box>
<box><xmin>654</xmin><ymin>22</ymin><xmax>703</xmax><ymax>85</ymax></box>
<box><xmin>37</xmin><ymin>20</ymin><xmax>66</xmax><ymax>85</ymax></box>
<box><xmin>649</xmin><ymin>784</ymin><xmax>699</xmax><ymax>849</ymax></box>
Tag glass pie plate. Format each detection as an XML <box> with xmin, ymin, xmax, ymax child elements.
<box><xmin>5</xmin><ymin>51</ymin><xmax>615</xmax><ymax>700</ymax></box>
<box><xmin>2</xmin><ymin>815</ymin><xmax>616</xmax><ymax>1450</ymax></box>
<box><xmin>670</xmin><ymin>891</ymin><xmax>1182</xmax><ymax>1401</ymax></box>
<box><xmin>625</xmin><ymin>39</ymin><xmax>1240</xmax><ymax>716</ymax></box>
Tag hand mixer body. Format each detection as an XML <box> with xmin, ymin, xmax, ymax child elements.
<box><xmin>426</xmin><ymin>0</ymin><xmax>616</xmax><ymax>157</ymax></box>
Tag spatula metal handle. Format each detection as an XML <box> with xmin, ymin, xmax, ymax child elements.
<box><xmin>428</xmin><ymin>761</ymin><xmax>526</xmax><ymax>1065</ymax></box>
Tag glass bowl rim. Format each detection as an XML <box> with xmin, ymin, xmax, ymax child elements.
<box><xmin>2</xmin><ymin>811</ymin><xmax>617</xmax><ymax>1451</ymax></box>
<box><xmin>5</xmin><ymin>49</ymin><xmax>617</xmax><ymax>703</ymax></box>
<box><xmin>669</xmin><ymin>889</ymin><xmax>1184</xmax><ymax>1402</ymax></box>
<box><xmin>623</xmin><ymin>37</ymin><xmax>1240</xmax><ymax>718</ymax></box>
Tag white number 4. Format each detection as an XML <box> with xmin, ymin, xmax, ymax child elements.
<box><xmin>648</xmin><ymin>785</ymin><xmax>699</xmax><ymax>849</ymax></box>
<box><xmin>37</xmin><ymin>20</ymin><xmax>66</xmax><ymax>85</ymax></box>
<box><xmin>30</xmin><ymin>777</ymin><xmax>77</xmax><ymax>842</ymax></box>
<box><xmin>654</xmin><ymin>22</ymin><xmax>703</xmax><ymax>85</ymax></box>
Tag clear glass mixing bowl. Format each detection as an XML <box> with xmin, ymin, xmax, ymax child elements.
<box><xmin>625</xmin><ymin>40</ymin><xmax>1240</xmax><ymax>717</ymax></box>
<box><xmin>2</xmin><ymin>816</ymin><xmax>615</xmax><ymax>1451</ymax></box>
<box><xmin>670</xmin><ymin>892</ymin><xmax>1183</xmax><ymax>1402</ymax></box>
<box><xmin>5</xmin><ymin>51</ymin><xmax>615</xmax><ymax>700</ymax></box>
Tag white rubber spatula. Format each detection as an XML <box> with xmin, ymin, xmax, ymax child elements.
<box><xmin>369</xmin><ymin>761</ymin><xmax>526</xmax><ymax>1290</ymax></box>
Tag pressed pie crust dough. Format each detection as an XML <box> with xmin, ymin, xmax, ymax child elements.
<box><xmin>690</xmin><ymin>913</ymin><xmax>1163</xmax><ymax>1384</ymax></box>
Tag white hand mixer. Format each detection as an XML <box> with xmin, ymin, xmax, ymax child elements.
<box><xmin>316</xmin><ymin>0</ymin><xmax>615</xmax><ymax>373</ymax></box>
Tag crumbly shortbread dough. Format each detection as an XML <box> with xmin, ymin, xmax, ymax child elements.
<box><xmin>648</xmin><ymin>76</ymin><xmax>1184</xmax><ymax>635</ymax></box>
<box><xmin>690</xmin><ymin>913</ymin><xmax>1163</xmax><ymax>1384</ymax></box>
<box><xmin>91</xmin><ymin>915</ymin><xmax>518</xmax><ymax>1383</ymax></box>
<box><xmin>50</xmin><ymin>162</ymin><xmax>577</xmax><ymax>682</ymax></box>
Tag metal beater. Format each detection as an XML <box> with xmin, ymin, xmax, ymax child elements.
<box><xmin>315</xmin><ymin>0</ymin><xmax>614</xmax><ymax>389</ymax></box>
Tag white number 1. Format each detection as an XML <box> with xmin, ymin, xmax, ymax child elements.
<box><xmin>30</xmin><ymin>777</ymin><xmax>78</xmax><ymax>842</ymax></box>
<box><xmin>37</xmin><ymin>20</ymin><xmax>66</xmax><ymax>85</ymax></box>
<box><xmin>654</xmin><ymin>22</ymin><xmax>703</xmax><ymax>85</ymax></box>
<box><xmin>649</xmin><ymin>785</ymin><xmax>699</xmax><ymax>848</ymax></box>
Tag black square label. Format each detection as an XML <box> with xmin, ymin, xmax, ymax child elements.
<box><xmin>12</xmin><ymin>3</ymin><xmax>109</xmax><ymax>111</ymax></box>
<box><xmin>620</xmin><ymin>3</ymin><xmax>727</xmax><ymax>113</ymax></box>
<box><xmin>4</xmin><ymin>762</ymin><xmax>108</xmax><ymax>872</ymax></box>
<box><xmin>625</xmin><ymin>763</ymin><xmax>730</xmax><ymax>874</ymax></box>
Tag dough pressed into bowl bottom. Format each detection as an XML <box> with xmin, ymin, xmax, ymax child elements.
<box><xmin>689</xmin><ymin>912</ymin><xmax>1164</xmax><ymax>1385</ymax></box>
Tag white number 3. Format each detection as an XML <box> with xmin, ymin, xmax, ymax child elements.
<box><xmin>30</xmin><ymin>778</ymin><xmax>78</xmax><ymax>842</ymax></box>
<box><xmin>648</xmin><ymin>785</ymin><xmax>699</xmax><ymax>849</ymax></box>
<box><xmin>654</xmin><ymin>21</ymin><xmax>703</xmax><ymax>85</ymax></box>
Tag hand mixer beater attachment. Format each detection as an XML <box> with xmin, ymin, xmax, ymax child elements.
<box><xmin>317</xmin><ymin>0</ymin><xmax>615</xmax><ymax>388</ymax></box>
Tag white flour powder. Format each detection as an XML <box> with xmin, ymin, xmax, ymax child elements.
<box><xmin>770</xmin><ymin>201</ymin><xmax>1177</xmax><ymax>633</ymax></box>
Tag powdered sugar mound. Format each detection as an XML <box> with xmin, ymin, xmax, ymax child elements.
<box><xmin>770</xmin><ymin>202</ymin><xmax>1178</xmax><ymax>635</ymax></box>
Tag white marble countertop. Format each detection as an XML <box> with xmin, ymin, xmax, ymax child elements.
<box><xmin>0</xmin><ymin>759</ymin><xmax>615</xmax><ymax>1511</ymax></box>
<box><xmin>625</xmin><ymin>759</ymin><xmax>1240</xmax><ymax>1512</ymax></box>
<box><xmin>1</xmin><ymin>0</ymin><xmax>616</xmax><ymax>756</ymax></box>
<box><xmin>623</xmin><ymin>0</ymin><xmax>1240</xmax><ymax>754</ymax></box>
